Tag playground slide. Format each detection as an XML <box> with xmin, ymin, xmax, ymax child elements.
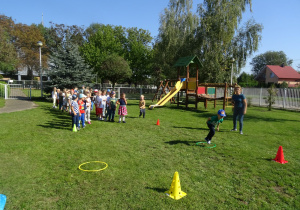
<box><xmin>149</xmin><ymin>80</ymin><xmax>183</xmax><ymax>110</ymax></box>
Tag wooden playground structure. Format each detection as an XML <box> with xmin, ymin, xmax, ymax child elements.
<box><xmin>152</xmin><ymin>55</ymin><xmax>236</xmax><ymax>110</ymax></box>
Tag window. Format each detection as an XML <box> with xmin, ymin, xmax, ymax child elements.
<box><xmin>270</xmin><ymin>72</ymin><xmax>275</xmax><ymax>78</ymax></box>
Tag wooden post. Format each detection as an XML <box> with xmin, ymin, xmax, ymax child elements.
<box><xmin>205</xmin><ymin>85</ymin><xmax>208</xmax><ymax>109</ymax></box>
<box><xmin>214</xmin><ymin>87</ymin><xmax>217</xmax><ymax>108</ymax></box>
<box><xmin>223</xmin><ymin>83</ymin><xmax>227</xmax><ymax>110</ymax></box>
<box><xmin>195</xmin><ymin>64</ymin><xmax>199</xmax><ymax>109</ymax></box>
<box><xmin>186</xmin><ymin>65</ymin><xmax>189</xmax><ymax>108</ymax></box>
<box><xmin>177</xmin><ymin>67</ymin><xmax>180</xmax><ymax>107</ymax></box>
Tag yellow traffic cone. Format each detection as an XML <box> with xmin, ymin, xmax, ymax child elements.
<box><xmin>165</xmin><ymin>171</ymin><xmax>187</xmax><ymax>200</ymax></box>
<box><xmin>73</xmin><ymin>124</ymin><xmax>77</xmax><ymax>132</ymax></box>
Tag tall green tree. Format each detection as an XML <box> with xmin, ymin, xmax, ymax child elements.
<box><xmin>13</xmin><ymin>23</ymin><xmax>48</xmax><ymax>80</ymax></box>
<box><xmin>124</xmin><ymin>27</ymin><xmax>153</xmax><ymax>86</ymax></box>
<box><xmin>80</xmin><ymin>24</ymin><xmax>125</xmax><ymax>83</ymax></box>
<box><xmin>196</xmin><ymin>0</ymin><xmax>263</xmax><ymax>82</ymax></box>
<box><xmin>154</xmin><ymin>0</ymin><xmax>199</xmax><ymax>80</ymax></box>
<box><xmin>250</xmin><ymin>51</ymin><xmax>293</xmax><ymax>76</ymax></box>
<box><xmin>48</xmin><ymin>37</ymin><xmax>93</xmax><ymax>89</ymax></box>
<box><xmin>0</xmin><ymin>26</ymin><xmax>18</xmax><ymax>74</ymax></box>
<box><xmin>0</xmin><ymin>15</ymin><xmax>19</xmax><ymax>74</ymax></box>
<box><xmin>237</xmin><ymin>72</ymin><xmax>258</xmax><ymax>87</ymax></box>
<box><xmin>100</xmin><ymin>54</ymin><xmax>132</xmax><ymax>88</ymax></box>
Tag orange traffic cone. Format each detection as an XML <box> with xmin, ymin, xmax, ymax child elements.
<box><xmin>273</xmin><ymin>146</ymin><xmax>288</xmax><ymax>164</ymax></box>
<box><xmin>156</xmin><ymin>119</ymin><xmax>160</xmax><ymax>126</ymax></box>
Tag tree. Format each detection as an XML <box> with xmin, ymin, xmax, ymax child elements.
<box><xmin>266</xmin><ymin>84</ymin><xmax>277</xmax><ymax>111</ymax></box>
<box><xmin>250</xmin><ymin>51</ymin><xmax>293</xmax><ymax>76</ymax></box>
<box><xmin>155</xmin><ymin>0</ymin><xmax>263</xmax><ymax>83</ymax></box>
<box><xmin>13</xmin><ymin>23</ymin><xmax>48</xmax><ymax>80</ymax></box>
<box><xmin>237</xmin><ymin>72</ymin><xmax>258</xmax><ymax>87</ymax></box>
<box><xmin>196</xmin><ymin>0</ymin><xmax>263</xmax><ymax>82</ymax></box>
<box><xmin>124</xmin><ymin>27</ymin><xmax>153</xmax><ymax>86</ymax></box>
<box><xmin>80</xmin><ymin>24</ymin><xmax>125</xmax><ymax>84</ymax></box>
<box><xmin>0</xmin><ymin>15</ymin><xmax>19</xmax><ymax>74</ymax></box>
<box><xmin>48</xmin><ymin>37</ymin><xmax>93</xmax><ymax>89</ymax></box>
<box><xmin>100</xmin><ymin>54</ymin><xmax>132</xmax><ymax>88</ymax></box>
<box><xmin>0</xmin><ymin>26</ymin><xmax>18</xmax><ymax>74</ymax></box>
<box><xmin>154</xmin><ymin>0</ymin><xmax>199</xmax><ymax>80</ymax></box>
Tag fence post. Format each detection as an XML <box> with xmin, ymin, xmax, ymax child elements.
<box><xmin>4</xmin><ymin>84</ymin><xmax>7</xmax><ymax>99</ymax></box>
<box><xmin>140</xmin><ymin>88</ymin><xmax>142</xmax><ymax>96</ymax></box>
<box><xmin>259</xmin><ymin>87</ymin><xmax>262</xmax><ymax>106</ymax></box>
<box><xmin>118</xmin><ymin>87</ymin><xmax>121</xmax><ymax>99</ymax></box>
<box><xmin>30</xmin><ymin>85</ymin><xmax>32</xmax><ymax>100</ymax></box>
<box><xmin>282</xmin><ymin>88</ymin><xmax>286</xmax><ymax>109</ymax></box>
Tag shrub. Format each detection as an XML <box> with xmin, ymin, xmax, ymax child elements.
<box><xmin>265</xmin><ymin>84</ymin><xmax>278</xmax><ymax>111</ymax></box>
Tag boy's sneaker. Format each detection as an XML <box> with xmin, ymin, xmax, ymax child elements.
<box><xmin>207</xmin><ymin>140</ymin><xmax>211</xmax><ymax>144</ymax></box>
<box><xmin>123</xmin><ymin>121</ymin><xmax>126</xmax><ymax>123</ymax></box>
<box><xmin>240</xmin><ymin>131</ymin><xmax>243</xmax><ymax>135</ymax></box>
<box><xmin>77</xmin><ymin>127</ymin><xmax>80</xmax><ymax>131</ymax></box>
<box><xmin>111</xmin><ymin>119</ymin><xmax>115</xmax><ymax>122</ymax></box>
<box><xmin>118</xmin><ymin>121</ymin><xmax>121</xmax><ymax>123</ymax></box>
<box><xmin>231</xmin><ymin>129</ymin><xmax>237</xmax><ymax>131</ymax></box>
<box><xmin>83</xmin><ymin>125</ymin><xmax>86</xmax><ymax>128</ymax></box>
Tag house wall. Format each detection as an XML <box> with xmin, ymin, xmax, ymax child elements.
<box><xmin>265</xmin><ymin>67</ymin><xmax>279</xmax><ymax>84</ymax></box>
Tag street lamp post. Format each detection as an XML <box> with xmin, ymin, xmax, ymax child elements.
<box><xmin>37</xmin><ymin>41</ymin><xmax>43</xmax><ymax>97</ymax></box>
<box><xmin>230</xmin><ymin>58</ymin><xmax>235</xmax><ymax>95</ymax></box>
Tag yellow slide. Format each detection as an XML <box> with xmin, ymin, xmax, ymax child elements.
<box><xmin>149</xmin><ymin>80</ymin><xmax>183</xmax><ymax>109</ymax></box>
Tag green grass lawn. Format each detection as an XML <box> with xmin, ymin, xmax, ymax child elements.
<box><xmin>0</xmin><ymin>100</ymin><xmax>299</xmax><ymax>209</ymax></box>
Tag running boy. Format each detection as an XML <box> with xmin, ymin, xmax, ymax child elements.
<box><xmin>205</xmin><ymin>109</ymin><xmax>226</xmax><ymax>144</ymax></box>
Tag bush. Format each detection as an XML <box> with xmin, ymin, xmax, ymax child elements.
<box><xmin>265</xmin><ymin>84</ymin><xmax>278</xmax><ymax>111</ymax></box>
<box><xmin>247</xmin><ymin>97</ymin><xmax>252</xmax><ymax>107</ymax></box>
<box><xmin>0</xmin><ymin>74</ymin><xmax>3</xmax><ymax>79</ymax></box>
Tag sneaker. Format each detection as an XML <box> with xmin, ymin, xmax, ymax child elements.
<box><xmin>111</xmin><ymin>119</ymin><xmax>115</xmax><ymax>122</ymax></box>
<box><xmin>205</xmin><ymin>137</ymin><xmax>210</xmax><ymax>144</ymax></box>
<box><xmin>118</xmin><ymin>121</ymin><xmax>121</xmax><ymax>123</ymax></box>
<box><xmin>88</xmin><ymin>121</ymin><xmax>91</xmax><ymax>124</ymax></box>
<box><xmin>240</xmin><ymin>131</ymin><xmax>243</xmax><ymax>135</ymax></box>
<box><xmin>83</xmin><ymin>125</ymin><xmax>86</xmax><ymax>128</ymax></box>
<box><xmin>77</xmin><ymin>127</ymin><xmax>80</xmax><ymax>131</ymax></box>
<box><xmin>231</xmin><ymin>129</ymin><xmax>237</xmax><ymax>131</ymax></box>
<box><xmin>123</xmin><ymin>121</ymin><xmax>126</xmax><ymax>123</ymax></box>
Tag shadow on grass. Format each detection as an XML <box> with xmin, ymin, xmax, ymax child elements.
<box><xmin>173</xmin><ymin>126</ymin><xmax>207</xmax><ymax>131</ymax></box>
<box><xmin>165</xmin><ymin>140</ymin><xmax>198</xmax><ymax>146</ymax></box>
<box><xmin>145</xmin><ymin>187</ymin><xmax>167</xmax><ymax>193</ymax></box>
<box><xmin>37</xmin><ymin>105</ymin><xmax>71</xmax><ymax>130</ymax></box>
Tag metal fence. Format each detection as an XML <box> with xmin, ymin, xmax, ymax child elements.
<box><xmin>1</xmin><ymin>82</ymin><xmax>300</xmax><ymax>110</ymax></box>
<box><xmin>242</xmin><ymin>88</ymin><xmax>300</xmax><ymax>110</ymax></box>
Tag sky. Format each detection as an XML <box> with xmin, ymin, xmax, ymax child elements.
<box><xmin>1</xmin><ymin>0</ymin><xmax>300</xmax><ymax>74</ymax></box>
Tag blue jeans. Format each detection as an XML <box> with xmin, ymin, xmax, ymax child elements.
<box><xmin>233</xmin><ymin>108</ymin><xmax>244</xmax><ymax>132</ymax></box>
<box><xmin>108</xmin><ymin>108</ymin><xmax>115</xmax><ymax>121</ymax></box>
<box><xmin>206</xmin><ymin>123</ymin><xmax>215</xmax><ymax>140</ymax></box>
<box><xmin>79</xmin><ymin>113</ymin><xmax>85</xmax><ymax>128</ymax></box>
<box><xmin>72</xmin><ymin>113</ymin><xmax>79</xmax><ymax>128</ymax></box>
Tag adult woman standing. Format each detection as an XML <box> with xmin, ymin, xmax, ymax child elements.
<box><xmin>231</xmin><ymin>86</ymin><xmax>247</xmax><ymax>134</ymax></box>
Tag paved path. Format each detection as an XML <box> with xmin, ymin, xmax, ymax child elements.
<box><xmin>0</xmin><ymin>99</ymin><xmax>38</xmax><ymax>114</ymax></box>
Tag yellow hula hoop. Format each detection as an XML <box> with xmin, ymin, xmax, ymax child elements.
<box><xmin>78</xmin><ymin>161</ymin><xmax>108</xmax><ymax>172</ymax></box>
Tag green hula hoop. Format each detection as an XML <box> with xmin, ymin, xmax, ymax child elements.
<box><xmin>78</xmin><ymin>161</ymin><xmax>108</xmax><ymax>172</ymax></box>
<box><xmin>196</xmin><ymin>142</ymin><xmax>216</xmax><ymax>148</ymax></box>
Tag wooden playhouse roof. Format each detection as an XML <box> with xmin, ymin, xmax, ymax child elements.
<box><xmin>173</xmin><ymin>55</ymin><xmax>202</xmax><ymax>67</ymax></box>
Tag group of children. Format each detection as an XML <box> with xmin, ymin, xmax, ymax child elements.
<box><xmin>51</xmin><ymin>86</ymin><xmax>146</xmax><ymax>131</ymax></box>
<box><xmin>51</xmin><ymin>86</ymin><xmax>227</xmax><ymax>143</ymax></box>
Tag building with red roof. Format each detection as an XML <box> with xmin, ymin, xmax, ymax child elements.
<box><xmin>255</xmin><ymin>65</ymin><xmax>300</xmax><ymax>87</ymax></box>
